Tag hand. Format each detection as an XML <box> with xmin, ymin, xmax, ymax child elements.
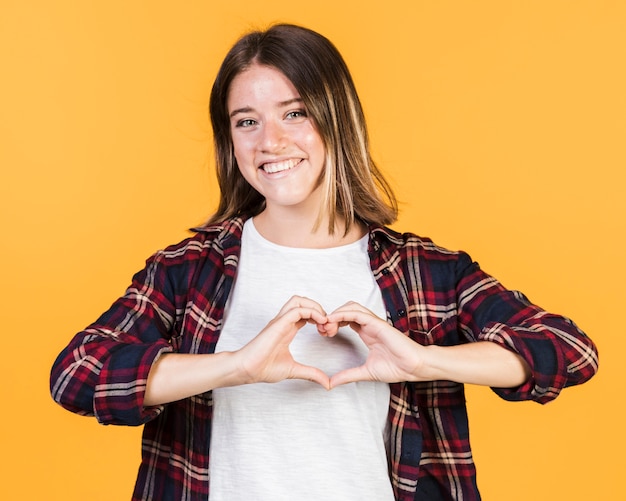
<box><xmin>326</xmin><ymin>301</ymin><xmax>425</xmax><ymax>388</ymax></box>
<box><xmin>234</xmin><ymin>296</ymin><xmax>332</xmax><ymax>389</ymax></box>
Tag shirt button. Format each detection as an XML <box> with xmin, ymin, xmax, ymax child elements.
<box><xmin>382</xmin><ymin>268</ymin><xmax>390</xmax><ymax>275</ymax></box>
<box><xmin>397</xmin><ymin>309</ymin><xmax>406</xmax><ymax>317</ymax></box>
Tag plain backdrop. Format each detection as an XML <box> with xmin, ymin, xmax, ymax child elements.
<box><xmin>1</xmin><ymin>1</ymin><xmax>623</xmax><ymax>499</ymax></box>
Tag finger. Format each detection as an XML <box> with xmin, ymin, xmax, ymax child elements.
<box><xmin>278</xmin><ymin>295</ymin><xmax>328</xmax><ymax>317</ymax></box>
<box><xmin>281</xmin><ymin>306</ymin><xmax>328</xmax><ymax>327</ymax></box>
<box><xmin>329</xmin><ymin>365</ymin><xmax>371</xmax><ymax>388</ymax></box>
<box><xmin>290</xmin><ymin>363</ymin><xmax>331</xmax><ymax>390</ymax></box>
<box><xmin>317</xmin><ymin>320</ymin><xmax>339</xmax><ymax>337</ymax></box>
<box><xmin>329</xmin><ymin>301</ymin><xmax>375</xmax><ymax>316</ymax></box>
<box><xmin>326</xmin><ymin>309</ymin><xmax>373</xmax><ymax>327</ymax></box>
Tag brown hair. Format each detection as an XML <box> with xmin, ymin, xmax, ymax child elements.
<box><xmin>206</xmin><ymin>23</ymin><xmax>398</xmax><ymax>233</ymax></box>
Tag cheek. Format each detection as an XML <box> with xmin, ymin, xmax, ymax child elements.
<box><xmin>230</xmin><ymin>134</ymin><xmax>244</xmax><ymax>153</ymax></box>
<box><xmin>231</xmin><ymin>136</ymin><xmax>255</xmax><ymax>165</ymax></box>
<box><xmin>230</xmin><ymin>141</ymin><xmax>254</xmax><ymax>182</ymax></box>
<box><xmin>305</xmin><ymin>134</ymin><xmax>326</xmax><ymax>166</ymax></box>
<box><xmin>235</xmin><ymin>164</ymin><xmax>258</xmax><ymax>192</ymax></box>
<box><xmin>298</xmin><ymin>126</ymin><xmax>325</xmax><ymax>155</ymax></box>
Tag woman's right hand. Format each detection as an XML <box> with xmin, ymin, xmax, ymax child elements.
<box><xmin>144</xmin><ymin>296</ymin><xmax>331</xmax><ymax>407</ymax></box>
<box><xmin>233</xmin><ymin>295</ymin><xmax>331</xmax><ymax>388</ymax></box>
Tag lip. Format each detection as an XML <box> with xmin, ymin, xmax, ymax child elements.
<box><xmin>258</xmin><ymin>158</ymin><xmax>303</xmax><ymax>175</ymax></box>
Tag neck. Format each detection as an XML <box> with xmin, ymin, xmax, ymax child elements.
<box><xmin>252</xmin><ymin>208</ymin><xmax>366</xmax><ymax>249</ymax></box>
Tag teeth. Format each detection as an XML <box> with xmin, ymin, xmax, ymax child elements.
<box><xmin>262</xmin><ymin>158</ymin><xmax>300</xmax><ymax>174</ymax></box>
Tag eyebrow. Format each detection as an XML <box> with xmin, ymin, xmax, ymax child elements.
<box><xmin>229</xmin><ymin>97</ymin><xmax>304</xmax><ymax>118</ymax></box>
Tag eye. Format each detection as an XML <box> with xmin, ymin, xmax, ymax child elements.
<box><xmin>235</xmin><ymin>118</ymin><xmax>257</xmax><ymax>128</ymax></box>
<box><xmin>285</xmin><ymin>109</ymin><xmax>307</xmax><ymax>120</ymax></box>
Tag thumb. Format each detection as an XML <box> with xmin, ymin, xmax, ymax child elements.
<box><xmin>291</xmin><ymin>363</ymin><xmax>331</xmax><ymax>390</ymax></box>
<box><xmin>329</xmin><ymin>365</ymin><xmax>370</xmax><ymax>389</ymax></box>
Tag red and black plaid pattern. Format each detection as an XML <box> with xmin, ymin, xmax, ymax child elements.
<box><xmin>51</xmin><ymin>217</ymin><xmax>598</xmax><ymax>500</ymax></box>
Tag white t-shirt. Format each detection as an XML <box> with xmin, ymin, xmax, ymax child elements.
<box><xmin>209</xmin><ymin>219</ymin><xmax>394</xmax><ymax>501</ymax></box>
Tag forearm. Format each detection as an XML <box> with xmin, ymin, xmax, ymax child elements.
<box><xmin>420</xmin><ymin>341</ymin><xmax>531</xmax><ymax>388</ymax></box>
<box><xmin>144</xmin><ymin>351</ymin><xmax>243</xmax><ymax>406</ymax></box>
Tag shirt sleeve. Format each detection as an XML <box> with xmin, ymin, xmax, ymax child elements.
<box><xmin>454</xmin><ymin>252</ymin><xmax>599</xmax><ymax>404</ymax></box>
<box><xmin>50</xmin><ymin>251</ymin><xmax>179</xmax><ymax>426</ymax></box>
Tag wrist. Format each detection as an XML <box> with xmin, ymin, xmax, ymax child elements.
<box><xmin>412</xmin><ymin>345</ymin><xmax>447</xmax><ymax>382</ymax></box>
<box><xmin>211</xmin><ymin>350</ymin><xmax>252</xmax><ymax>388</ymax></box>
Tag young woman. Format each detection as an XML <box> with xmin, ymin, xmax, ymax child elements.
<box><xmin>50</xmin><ymin>24</ymin><xmax>598</xmax><ymax>501</ymax></box>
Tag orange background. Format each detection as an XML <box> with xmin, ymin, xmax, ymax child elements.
<box><xmin>1</xmin><ymin>1</ymin><xmax>623</xmax><ymax>499</ymax></box>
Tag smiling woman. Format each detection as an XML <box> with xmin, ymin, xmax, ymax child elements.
<box><xmin>207</xmin><ymin>24</ymin><xmax>398</xmax><ymax>241</ymax></box>
<box><xmin>49</xmin><ymin>23</ymin><xmax>599</xmax><ymax>501</ymax></box>
<box><xmin>227</xmin><ymin>64</ymin><xmax>329</xmax><ymax>243</ymax></box>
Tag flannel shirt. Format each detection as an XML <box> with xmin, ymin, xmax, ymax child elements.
<box><xmin>50</xmin><ymin>216</ymin><xmax>598</xmax><ymax>500</ymax></box>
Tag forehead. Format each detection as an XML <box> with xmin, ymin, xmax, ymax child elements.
<box><xmin>227</xmin><ymin>64</ymin><xmax>300</xmax><ymax>109</ymax></box>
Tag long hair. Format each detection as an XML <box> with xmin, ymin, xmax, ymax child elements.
<box><xmin>206</xmin><ymin>23</ymin><xmax>398</xmax><ymax>233</ymax></box>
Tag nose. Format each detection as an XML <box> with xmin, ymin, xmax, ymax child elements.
<box><xmin>259</xmin><ymin>119</ymin><xmax>287</xmax><ymax>153</ymax></box>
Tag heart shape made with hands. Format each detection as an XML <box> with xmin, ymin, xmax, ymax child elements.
<box><xmin>253</xmin><ymin>299</ymin><xmax>419</xmax><ymax>390</ymax></box>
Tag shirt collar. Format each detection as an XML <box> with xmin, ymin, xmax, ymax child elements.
<box><xmin>193</xmin><ymin>216</ymin><xmax>403</xmax><ymax>250</ymax></box>
<box><xmin>368</xmin><ymin>224</ymin><xmax>404</xmax><ymax>248</ymax></box>
<box><xmin>191</xmin><ymin>216</ymin><xmax>248</xmax><ymax>248</ymax></box>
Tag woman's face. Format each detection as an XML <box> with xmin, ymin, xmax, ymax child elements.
<box><xmin>227</xmin><ymin>64</ymin><xmax>326</xmax><ymax>216</ymax></box>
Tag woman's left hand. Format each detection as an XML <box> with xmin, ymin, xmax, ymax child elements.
<box><xmin>325</xmin><ymin>301</ymin><xmax>532</xmax><ymax>390</ymax></box>
<box><xmin>325</xmin><ymin>301</ymin><xmax>425</xmax><ymax>388</ymax></box>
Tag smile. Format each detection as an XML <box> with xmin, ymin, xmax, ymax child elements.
<box><xmin>261</xmin><ymin>158</ymin><xmax>302</xmax><ymax>174</ymax></box>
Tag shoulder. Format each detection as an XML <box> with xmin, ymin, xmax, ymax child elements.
<box><xmin>369</xmin><ymin>225</ymin><xmax>478</xmax><ymax>282</ymax></box>
<box><xmin>128</xmin><ymin>217</ymin><xmax>245</xmax><ymax>294</ymax></box>
<box><xmin>152</xmin><ymin>217</ymin><xmax>245</xmax><ymax>263</ymax></box>
<box><xmin>135</xmin><ymin>217</ymin><xmax>246</xmax><ymax>283</ymax></box>
<box><xmin>370</xmin><ymin>225</ymin><xmax>468</xmax><ymax>261</ymax></box>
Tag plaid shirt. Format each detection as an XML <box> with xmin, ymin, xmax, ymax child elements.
<box><xmin>50</xmin><ymin>217</ymin><xmax>598</xmax><ymax>500</ymax></box>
